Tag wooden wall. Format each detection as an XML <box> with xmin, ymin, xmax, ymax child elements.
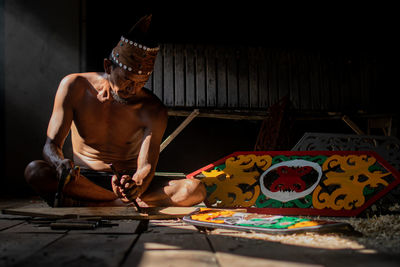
<box><xmin>145</xmin><ymin>44</ymin><xmax>376</xmax><ymax>112</ymax></box>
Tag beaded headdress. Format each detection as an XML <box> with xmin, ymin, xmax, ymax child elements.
<box><xmin>110</xmin><ymin>14</ymin><xmax>159</xmax><ymax>76</ymax></box>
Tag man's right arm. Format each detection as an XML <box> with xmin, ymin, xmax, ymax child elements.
<box><xmin>43</xmin><ymin>74</ymin><xmax>78</xmax><ymax>178</ymax></box>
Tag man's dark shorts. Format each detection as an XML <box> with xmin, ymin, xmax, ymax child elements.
<box><xmin>79</xmin><ymin>168</ymin><xmax>135</xmax><ymax>192</ymax></box>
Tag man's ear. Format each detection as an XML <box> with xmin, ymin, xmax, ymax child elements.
<box><xmin>104</xmin><ymin>58</ymin><xmax>113</xmax><ymax>74</ymax></box>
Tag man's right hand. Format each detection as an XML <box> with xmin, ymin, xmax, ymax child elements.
<box><xmin>111</xmin><ymin>175</ymin><xmax>130</xmax><ymax>203</ymax></box>
<box><xmin>55</xmin><ymin>159</ymin><xmax>77</xmax><ymax>182</ymax></box>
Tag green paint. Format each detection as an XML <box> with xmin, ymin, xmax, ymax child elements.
<box><xmin>272</xmin><ymin>155</ymin><xmax>291</xmax><ymax>164</ymax></box>
<box><xmin>363</xmin><ymin>186</ymin><xmax>375</xmax><ymax>195</ymax></box>
<box><xmin>256</xmin><ymin>195</ymin><xmax>284</xmax><ymax>207</ymax></box>
<box><xmin>291</xmin><ymin>195</ymin><xmax>313</xmax><ymax>208</ymax></box>
<box><xmin>271</xmin><ymin>155</ymin><xmax>328</xmax><ymax>165</ymax></box>
<box><xmin>214</xmin><ymin>164</ymin><xmax>225</xmax><ymax>171</ymax></box>
<box><xmin>206</xmin><ymin>184</ymin><xmax>217</xmax><ymax>196</ymax></box>
<box><xmin>206</xmin><ymin>154</ymin><xmax>329</xmax><ymax>208</ymax></box>
<box><xmin>368</xmin><ymin>162</ymin><xmax>386</xmax><ymax>173</ymax></box>
<box><xmin>238</xmin><ymin>216</ymin><xmax>309</xmax><ymax>229</ymax></box>
<box><xmin>256</xmin><ymin>194</ymin><xmax>313</xmax><ymax>208</ymax></box>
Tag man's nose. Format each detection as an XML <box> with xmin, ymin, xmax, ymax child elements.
<box><xmin>124</xmin><ymin>82</ymin><xmax>134</xmax><ymax>91</ymax></box>
<box><xmin>128</xmin><ymin>82</ymin><xmax>142</xmax><ymax>91</ymax></box>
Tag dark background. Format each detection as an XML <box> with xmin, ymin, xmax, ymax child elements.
<box><xmin>83</xmin><ymin>1</ymin><xmax>399</xmax><ymax>173</ymax></box>
<box><xmin>85</xmin><ymin>2</ymin><xmax>399</xmax><ymax>113</ymax></box>
<box><xmin>1</xmin><ymin>1</ymin><xmax>398</xmax><ymax>196</ymax></box>
<box><xmin>86</xmin><ymin>2</ymin><xmax>398</xmax><ymax>48</ymax></box>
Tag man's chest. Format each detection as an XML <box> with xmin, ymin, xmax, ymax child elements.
<box><xmin>72</xmin><ymin>98</ymin><xmax>145</xmax><ymax>146</ymax></box>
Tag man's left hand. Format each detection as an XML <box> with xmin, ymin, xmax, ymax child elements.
<box><xmin>111</xmin><ymin>174</ymin><xmax>141</xmax><ymax>202</ymax></box>
<box><xmin>120</xmin><ymin>174</ymin><xmax>141</xmax><ymax>200</ymax></box>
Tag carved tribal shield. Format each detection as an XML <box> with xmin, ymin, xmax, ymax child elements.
<box><xmin>187</xmin><ymin>151</ymin><xmax>400</xmax><ymax>216</ymax></box>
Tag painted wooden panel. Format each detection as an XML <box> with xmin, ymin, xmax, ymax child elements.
<box><xmin>148</xmin><ymin>44</ymin><xmax>377</xmax><ymax>111</ymax></box>
<box><xmin>187</xmin><ymin>151</ymin><xmax>400</xmax><ymax>216</ymax></box>
<box><xmin>184</xmin><ymin>208</ymin><xmax>354</xmax><ymax>234</ymax></box>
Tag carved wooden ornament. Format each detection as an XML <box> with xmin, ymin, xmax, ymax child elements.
<box><xmin>187</xmin><ymin>151</ymin><xmax>400</xmax><ymax>216</ymax></box>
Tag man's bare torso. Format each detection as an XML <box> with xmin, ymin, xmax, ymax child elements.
<box><xmin>69</xmin><ymin>72</ymin><xmax>162</xmax><ymax>171</ymax></box>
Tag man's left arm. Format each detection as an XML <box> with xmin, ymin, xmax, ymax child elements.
<box><xmin>118</xmin><ymin>105</ymin><xmax>168</xmax><ymax>200</ymax></box>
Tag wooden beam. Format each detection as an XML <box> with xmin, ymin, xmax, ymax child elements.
<box><xmin>160</xmin><ymin>109</ymin><xmax>199</xmax><ymax>152</ymax></box>
<box><xmin>342</xmin><ymin>115</ymin><xmax>365</xmax><ymax>135</ymax></box>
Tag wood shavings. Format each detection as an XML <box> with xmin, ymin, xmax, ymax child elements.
<box><xmin>209</xmin><ymin>214</ymin><xmax>400</xmax><ymax>254</ymax></box>
<box><xmin>211</xmin><ymin>230</ymin><xmax>364</xmax><ymax>250</ymax></box>
<box><xmin>342</xmin><ymin>214</ymin><xmax>400</xmax><ymax>254</ymax></box>
<box><xmin>388</xmin><ymin>203</ymin><xmax>400</xmax><ymax>212</ymax></box>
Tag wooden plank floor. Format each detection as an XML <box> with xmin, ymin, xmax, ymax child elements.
<box><xmin>1</xmin><ymin>198</ymin><xmax>400</xmax><ymax>267</ymax></box>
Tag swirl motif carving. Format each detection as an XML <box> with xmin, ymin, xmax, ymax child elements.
<box><xmin>202</xmin><ymin>154</ymin><xmax>272</xmax><ymax>207</ymax></box>
<box><xmin>312</xmin><ymin>155</ymin><xmax>390</xmax><ymax>210</ymax></box>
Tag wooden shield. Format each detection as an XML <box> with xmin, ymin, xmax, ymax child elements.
<box><xmin>187</xmin><ymin>151</ymin><xmax>400</xmax><ymax>216</ymax></box>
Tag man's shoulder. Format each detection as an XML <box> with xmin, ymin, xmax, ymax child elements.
<box><xmin>59</xmin><ymin>72</ymin><xmax>96</xmax><ymax>88</ymax></box>
<box><xmin>142</xmin><ymin>88</ymin><xmax>166</xmax><ymax>108</ymax></box>
<box><xmin>57</xmin><ymin>72</ymin><xmax>102</xmax><ymax>99</ymax></box>
<box><xmin>141</xmin><ymin>88</ymin><xmax>168</xmax><ymax>119</ymax></box>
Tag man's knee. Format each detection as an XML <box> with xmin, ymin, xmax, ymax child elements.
<box><xmin>181</xmin><ymin>179</ymin><xmax>207</xmax><ymax>204</ymax></box>
<box><xmin>24</xmin><ymin>160</ymin><xmax>55</xmax><ymax>186</ymax></box>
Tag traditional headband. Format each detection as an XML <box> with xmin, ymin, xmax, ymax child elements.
<box><xmin>110</xmin><ymin>15</ymin><xmax>159</xmax><ymax>75</ymax></box>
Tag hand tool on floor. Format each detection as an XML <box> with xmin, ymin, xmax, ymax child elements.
<box><xmin>109</xmin><ymin>164</ymin><xmax>142</xmax><ymax>213</ymax></box>
<box><xmin>54</xmin><ymin>166</ymin><xmax>80</xmax><ymax>207</ymax></box>
<box><xmin>29</xmin><ymin>217</ymin><xmax>119</xmax><ymax>230</ymax></box>
<box><xmin>50</xmin><ymin>220</ymin><xmax>98</xmax><ymax>230</ymax></box>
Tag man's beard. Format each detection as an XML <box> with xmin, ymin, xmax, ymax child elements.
<box><xmin>110</xmin><ymin>89</ymin><xmax>129</xmax><ymax>104</ymax></box>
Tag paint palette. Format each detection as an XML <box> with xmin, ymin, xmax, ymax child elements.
<box><xmin>187</xmin><ymin>151</ymin><xmax>400</xmax><ymax>216</ymax></box>
<box><xmin>183</xmin><ymin>208</ymin><xmax>355</xmax><ymax>234</ymax></box>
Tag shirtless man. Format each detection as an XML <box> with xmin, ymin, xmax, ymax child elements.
<box><xmin>24</xmin><ymin>15</ymin><xmax>206</xmax><ymax>207</ymax></box>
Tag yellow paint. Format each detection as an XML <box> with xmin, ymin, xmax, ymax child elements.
<box><xmin>312</xmin><ymin>155</ymin><xmax>390</xmax><ymax>210</ymax></box>
<box><xmin>288</xmin><ymin>221</ymin><xmax>321</xmax><ymax>229</ymax></box>
<box><xmin>201</xmin><ymin>154</ymin><xmax>272</xmax><ymax>207</ymax></box>
<box><xmin>191</xmin><ymin>209</ymin><xmax>237</xmax><ymax>223</ymax></box>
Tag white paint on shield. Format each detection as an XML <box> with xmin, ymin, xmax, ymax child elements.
<box><xmin>259</xmin><ymin>160</ymin><xmax>322</xmax><ymax>202</ymax></box>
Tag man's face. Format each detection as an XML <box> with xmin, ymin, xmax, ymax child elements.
<box><xmin>109</xmin><ymin>66</ymin><xmax>149</xmax><ymax>99</ymax></box>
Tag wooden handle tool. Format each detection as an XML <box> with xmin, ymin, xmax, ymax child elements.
<box><xmin>54</xmin><ymin>166</ymin><xmax>80</xmax><ymax>207</ymax></box>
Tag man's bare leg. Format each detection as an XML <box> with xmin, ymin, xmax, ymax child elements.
<box><xmin>24</xmin><ymin>160</ymin><xmax>125</xmax><ymax>207</ymax></box>
<box><xmin>138</xmin><ymin>177</ymin><xmax>207</xmax><ymax>207</ymax></box>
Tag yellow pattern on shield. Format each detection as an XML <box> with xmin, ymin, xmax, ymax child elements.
<box><xmin>312</xmin><ymin>155</ymin><xmax>390</xmax><ymax>210</ymax></box>
<box><xmin>201</xmin><ymin>154</ymin><xmax>272</xmax><ymax>207</ymax></box>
